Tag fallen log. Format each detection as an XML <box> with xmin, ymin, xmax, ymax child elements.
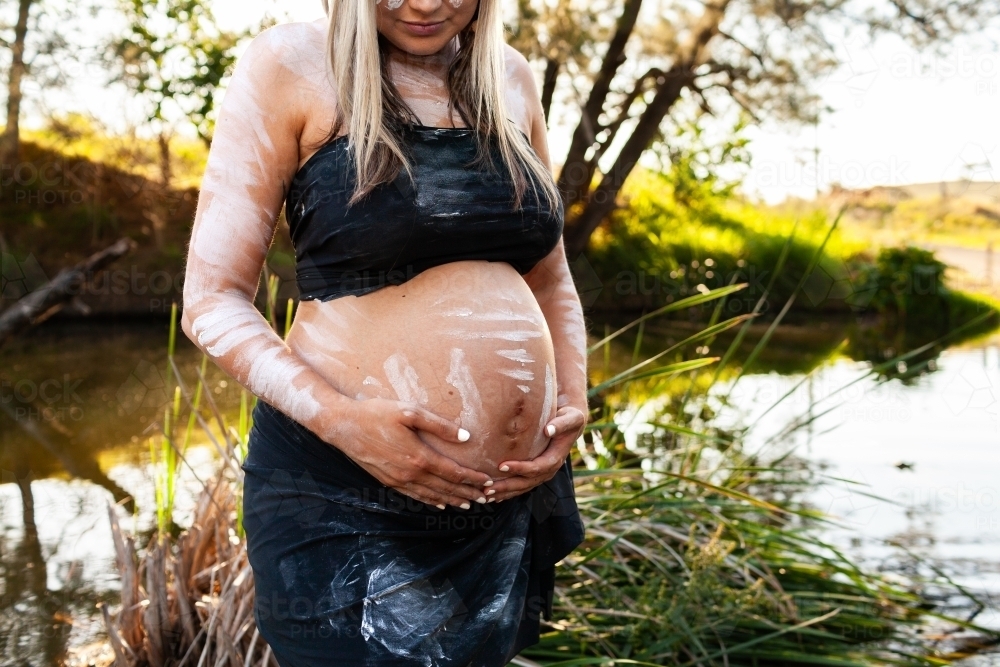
<box><xmin>0</xmin><ymin>237</ymin><xmax>136</xmax><ymax>348</ymax></box>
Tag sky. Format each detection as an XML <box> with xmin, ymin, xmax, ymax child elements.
<box><xmin>26</xmin><ymin>0</ymin><xmax>1000</xmax><ymax>205</ymax></box>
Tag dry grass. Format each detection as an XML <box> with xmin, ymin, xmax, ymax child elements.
<box><xmin>102</xmin><ymin>474</ymin><xmax>274</xmax><ymax>667</ymax></box>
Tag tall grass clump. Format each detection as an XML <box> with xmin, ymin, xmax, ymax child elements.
<box><xmin>520</xmin><ymin>217</ymin><xmax>999</xmax><ymax>665</ymax></box>
<box><xmin>103</xmin><ymin>300</ymin><xmax>266</xmax><ymax>666</ymax></box>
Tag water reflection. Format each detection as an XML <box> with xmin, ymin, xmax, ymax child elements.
<box><xmin>0</xmin><ymin>320</ymin><xmax>241</xmax><ymax>662</ymax></box>
<box><xmin>715</xmin><ymin>345</ymin><xmax>1000</xmax><ymax>631</ymax></box>
<box><xmin>1</xmin><ymin>312</ymin><xmax>997</xmax><ymax>661</ymax></box>
<box><xmin>0</xmin><ymin>473</ymin><xmax>107</xmax><ymax>664</ymax></box>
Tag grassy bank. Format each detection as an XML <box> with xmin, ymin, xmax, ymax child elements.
<box><xmin>581</xmin><ymin>168</ymin><xmax>1000</xmax><ymax>369</ymax></box>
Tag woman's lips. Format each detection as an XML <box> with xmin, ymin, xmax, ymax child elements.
<box><xmin>402</xmin><ymin>21</ymin><xmax>445</xmax><ymax>36</ymax></box>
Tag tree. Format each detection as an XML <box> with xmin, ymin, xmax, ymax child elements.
<box><xmin>0</xmin><ymin>0</ymin><xmax>79</xmax><ymax>164</ymax></box>
<box><xmin>510</xmin><ymin>0</ymin><xmax>1000</xmax><ymax>258</ymax></box>
<box><xmin>106</xmin><ymin>0</ymin><xmax>263</xmax><ymax>187</ymax></box>
<box><xmin>105</xmin><ymin>0</ymin><xmax>264</xmax><ymax>247</ymax></box>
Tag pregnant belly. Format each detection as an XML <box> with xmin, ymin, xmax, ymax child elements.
<box><xmin>286</xmin><ymin>260</ymin><xmax>558</xmax><ymax>477</ymax></box>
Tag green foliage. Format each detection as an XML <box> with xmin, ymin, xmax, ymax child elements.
<box><xmin>105</xmin><ymin>0</ymin><xmax>264</xmax><ymax>145</ymax></box>
<box><xmin>584</xmin><ymin>122</ymin><xmax>999</xmax><ymax>371</ymax></box>
<box><xmin>30</xmin><ymin>113</ymin><xmax>209</xmax><ymax>188</ymax></box>
<box><xmin>844</xmin><ymin>246</ymin><xmax>999</xmax><ymax>371</ymax></box>
<box><xmin>865</xmin><ymin>246</ymin><xmax>950</xmax><ymax>323</ymax></box>
<box><xmin>524</xmin><ymin>275</ymin><xmax>998</xmax><ymax>666</ymax></box>
<box><xmin>587</xmin><ymin>170</ymin><xmax>867</xmax><ymax>319</ymax></box>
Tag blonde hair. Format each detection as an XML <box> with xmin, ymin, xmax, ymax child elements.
<box><xmin>320</xmin><ymin>0</ymin><xmax>561</xmax><ymax>212</ymax></box>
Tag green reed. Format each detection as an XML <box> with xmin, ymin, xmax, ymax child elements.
<box><xmin>148</xmin><ymin>304</ymin><xmax>184</xmax><ymax>534</ymax></box>
<box><xmin>524</xmin><ymin>211</ymin><xmax>999</xmax><ymax>666</ymax></box>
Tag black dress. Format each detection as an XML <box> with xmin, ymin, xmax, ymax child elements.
<box><xmin>242</xmin><ymin>125</ymin><xmax>585</xmax><ymax>666</ymax></box>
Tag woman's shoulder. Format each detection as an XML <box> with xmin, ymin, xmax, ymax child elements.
<box><xmin>501</xmin><ymin>44</ymin><xmax>543</xmax><ymax>138</ymax></box>
<box><xmin>237</xmin><ymin>19</ymin><xmax>330</xmax><ymax>84</ymax></box>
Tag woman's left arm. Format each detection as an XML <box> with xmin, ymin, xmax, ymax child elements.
<box><xmin>490</xmin><ymin>50</ymin><xmax>590</xmax><ymax>501</ymax></box>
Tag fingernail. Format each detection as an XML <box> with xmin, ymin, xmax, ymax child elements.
<box><xmin>460</xmin><ymin>502</ymin><xmax>471</xmax><ymax>510</ymax></box>
<box><xmin>546</xmin><ymin>424</ymin><xmax>556</xmax><ymax>436</ymax></box>
<box><xmin>483</xmin><ymin>480</ymin><xmax>494</xmax><ymax>487</ymax></box>
<box><xmin>475</xmin><ymin>497</ymin><xmax>487</xmax><ymax>504</ymax></box>
<box><xmin>499</xmin><ymin>465</ymin><xmax>510</xmax><ymax>472</ymax></box>
<box><xmin>487</xmin><ymin>498</ymin><xmax>496</xmax><ymax>503</ymax></box>
<box><xmin>457</xmin><ymin>428</ymin><xmax>470</xmax><ymax>442</ymax></box>
<box><xmin>436</xmin><ymin>504</ymin><xmax>446</xmax><ymax>510</ymax></box>
<box><xmin>486</xmin><ymin>489</ymin><xmax>495</xmax><ymax>496</ymax></box>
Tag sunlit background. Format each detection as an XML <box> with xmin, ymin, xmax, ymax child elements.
<box><xmin>3</xmin><ymin>0</ymin><xmax>1000</xmax><ymax>665</ymax></box>
<box><xmin>29</xmin><ymin>0</ymin><xmax>1000</xmax><ymax>203</ymax></box>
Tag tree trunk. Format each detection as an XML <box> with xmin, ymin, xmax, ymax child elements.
<box><xmin>0</xmin><ymin>0</ymin><xmax>33</xmax><ymax>165</ymax></box>
<box><xmin>148</xmin><ymin>131</ymin><xmax>173</xmax><ymax>248</ymax></box>
<box><xmin>0</xmin><ymin>237</ymin><xmax>135</xmax><ymax>347</ymax></box>
<box><xmin>158</xmin><ymin>130</ymin><xmax>172</xmax><ymax>188</ymax></box>
<box><xmin>556</xmin><ymin>0</ymin><xmax>644</xmax><ymax>212</ymax></box>
<box><xmin>540</xmin><ymin>57</ymin><xmax>560</xmax><ymax>123</ymax></box>
<box><xmin>562</xmin><ymin>0</ymin><xmax>731</xmax><ymax>258</ymax></box>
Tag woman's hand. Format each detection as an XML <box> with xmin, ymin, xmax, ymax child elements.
<box><xmin>487</xmin><ymin>405</ymin><xmax>587</xmax><ymax>502</ymax></box>
<box><xmin>334</xmin><ymin>398</ymin><xmax>494</xmax><ymax>510</ymax></box>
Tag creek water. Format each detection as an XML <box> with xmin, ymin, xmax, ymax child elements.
<box><xmin>1</xmin><ymin>319</ymin><xmax>998</xmax><ymax>664</ymax></box>
<box><xmin>719</xmin><ymin>344</ymin><xmax>1000</xmax><ymax>634</ymax></box>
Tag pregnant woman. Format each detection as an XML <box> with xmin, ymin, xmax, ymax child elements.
<box><xmin>181</xmin><ymin>0</ymin><xmax>588</xmax><ymax>664</ymax></box>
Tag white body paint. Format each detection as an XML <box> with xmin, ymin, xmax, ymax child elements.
<box><xmin>498</xmin><ymin>368</ymin><xmax>534</xmax><ymax>381</ymax></box>
<box><xmin>444</xmin><ymin>347</ymin><xmax>485</xmax><ymax>439</ymax></box>
<box><xmin>495</xmin><ymin>348</ymin><xmax>534</xmax><ymax>363</ymax></box>
<box><xmin>444</xmin><ymin>329</ymin><xmax>543</xmax><ymax>342</ymax></box>
<box><xmin>180</xmin><ymin>18</ymin><xmax>588</xmax><ymax>480</ymax></box>
<box><xmin>533</xmin><ymin>363</ymin><xmax>555</xmax><ymax>451</ymax></box>
<box><xmin>383</xmin><ymin>352</ymin><xmax>430</xmax><ymax>405</ymax></box>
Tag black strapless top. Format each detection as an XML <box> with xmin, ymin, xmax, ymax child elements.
<box><xmin>285</xmin><ymin>125</ymin><xmax>565</xmax><ymax>301</ymax></box>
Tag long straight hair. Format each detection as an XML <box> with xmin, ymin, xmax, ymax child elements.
<box><xmin>319</xmin><ymin>0</ymin><xmax>561</xmax><ymax>211</ymax></box>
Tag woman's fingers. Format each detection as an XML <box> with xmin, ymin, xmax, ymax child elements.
<box><xmin>498</xmin><ymin>436</ymin><xmax>572</xmax><ymax>479</ymax></box>
<box><xmin>397</xmin><ymin>484</ymin><xmax>453</xmax><ymax>509</ymax></box>
<box><xmin>488</xmin><ymin>456</ymin><xmax>563</xmax><ymax>497</ymax></box>
<box><xmin>412</xmin><ymin>464</ymin><xmax>489</xmax><ymax>506</ymax></box>
<box><xmin>410</xmin><ymin>438</ymin><xmax>492</xmax><ymax>487</ymax></box>
<box><xmin>490</xmin><ymin>406</ymin><xmax>586</xmax><ymax>496</ymax></box>
<box><xmin>402</xmin><ymin>404</ymin><xmax>472</xmax><ymax>444</ymax></box>
<box><xmin>485</xmin><ymin>474</ymin><xmax>539</xmax><ymax>499</ymax></box>
<box><xmin>542</xmin><ymin>406</ymin><xmax>587</xmax><ymax>440</ymax></box>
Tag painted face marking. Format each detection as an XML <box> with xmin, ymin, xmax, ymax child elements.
<box><xmin>517</xmin><ymin>385</ymin><xmax>530</xmax><ymax>393</ymax></box>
